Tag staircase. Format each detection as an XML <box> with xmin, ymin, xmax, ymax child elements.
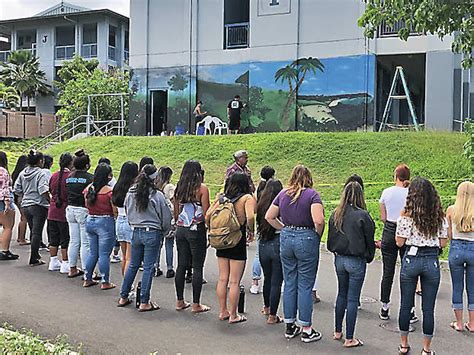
<box><xmin>30</xmin><ymin>115</ymin><xmax>126</xmax><ymax>151</ymax></box>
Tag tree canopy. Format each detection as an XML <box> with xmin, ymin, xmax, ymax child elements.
<box><xmin>359</xmin><ymin>0</ymin><xmax>474</xmax><ymax>68</ymax></box>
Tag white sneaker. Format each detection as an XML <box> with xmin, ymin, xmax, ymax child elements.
<box><xmin>250</xmin><ymin>284</ymin><xmax>260</xmax><ymax>295</ymax></box>
<box><xmin>60</xmin><ymin>261</ymin><xmax>70</xmax><ymax>274</ymax></box>
<box><xmin>110</xmin><ymin>255</ymin><xmax>121</xmax><ymax>263</ymax></box>
<box><xmin>48</xmin><ymin>258</ymin><xmax>61</xmax><ymax>271</ymax></box>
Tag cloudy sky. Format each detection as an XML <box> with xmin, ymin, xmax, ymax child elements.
<box><xmin>0</xmin><ymin>0</ymin><xmax>129</xmax><ymax>20</ymax></box>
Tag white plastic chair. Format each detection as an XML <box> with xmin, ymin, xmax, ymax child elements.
<box><xmin>196</xmin><ymin>116</ymin><xmax>228</xmax><ymax>135</ymax></box>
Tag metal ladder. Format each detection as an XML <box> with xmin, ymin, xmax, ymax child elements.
<box><xmin>378</xmin><ymin>66</ymin><xmax>420</xmax><ymax>132</ymax></box>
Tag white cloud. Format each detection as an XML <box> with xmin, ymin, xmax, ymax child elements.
<box><xmin>0</xmin><ymin>0</ymin><xmax>129</xmax><ymax>20</ymax></box>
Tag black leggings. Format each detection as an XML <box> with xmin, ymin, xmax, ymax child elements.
<box><xmin>175</xmin><ymin>223</ymin><xmax>207</xmax><ymax>304</ymax></box>
<box><xmin>24</xmin><ymin>205</ymin><xmax>48</xmax><ymax>264</ymax></box>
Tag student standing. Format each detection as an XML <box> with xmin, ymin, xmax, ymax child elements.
<box><xmin>11</xmin><ymin>155</ymin><xmax>29</xmax><ymax>246</ymax></box>
<box><xmin>0</xmin><ymin>151</ymin><xmax>18</xmax><ymax>261</ymax></box>
<box><xmin>118</xmin><ymin>164</ymin><xmax>172</xmax><ymax>311</ymax></box>
<box><xmin>446</xmin><ymin>181</ymin><xmax>474</xmax><ymax>332</ymax></box>
<box><xmin>14</xmin><ymin>150</ymin><xmax>50</xmax><ymax>266</ymax></box>
<box><xmin>265</xmin><ymin>165</ymin><xmax>325</xmax><ymax>342</ymax></box>
<box><xmin>174</xmin><ymin>160</ymin><xmax>211</xmax><ymax>313</ymax></box>
<box><xmin>327</xmin><ymin>181</ymin><xmax>375</xmax><ymax>348</ymax></box>
<box><xmin>47</xmin><ymin>153</ymin><xmax>73</xmax><ymax>273</ymax></box>
<box><xmin>396</xmin><ymin>177</ymin><xmax>447</xmax><ymax>355</ymax></box>
<box><xmin>227</xmin><ymin>95</ymin><xmax>244</xmax><ymax>134</ymax></box>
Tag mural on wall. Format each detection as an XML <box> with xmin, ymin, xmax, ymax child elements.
<box><xmin>128</xmin><ymin>54</ymin><xmax>375</xmax><ymax>134</ymax></box>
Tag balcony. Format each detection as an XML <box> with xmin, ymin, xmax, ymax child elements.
<box><xmin>55</xmin><ymin>45</ymin><xmax>75</xmax><ymax>60</ymax></box>
<box><xmin>82</xmin><ymin>43</ymin><xmax>97</xmax><ymax>58</ymax></box>
<box><xmin>224</xmin><ymin>22</ymin><xmax>249</xmax><ymax>49</ymax></box>
<box><xmin>108</xmin><ymin>46</ymin><xmax>116</xmax><ymax>61</ymax></box>
<box><xmin>0</xmin><ymin>50</ymin><xmax>11</xmax><ymax>62</ymax></box>
<box><xmin>378</xmin><ymin>20</ymin><xmax>417</xmax><ymax>37</ymax></box>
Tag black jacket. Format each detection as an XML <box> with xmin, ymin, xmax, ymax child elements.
<box><xmin>327</xmin><ymin>205</ymin><xmax>376</xmax><ymax>263</ymax></box>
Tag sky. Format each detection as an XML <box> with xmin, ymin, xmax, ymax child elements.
<box><xmin>0</xmin><ymin>0</ymin><xmax>129</xmax><ymax>20</ymax></box>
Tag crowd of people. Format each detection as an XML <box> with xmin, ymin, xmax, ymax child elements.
<box><xmin>0</xmin><ymin>148</ymin><xmax>473</xmax><ymax>354</ymax></box>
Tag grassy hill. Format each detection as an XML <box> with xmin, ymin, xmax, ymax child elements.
<box><xmin>1</xmin><ymin>132</ymin><xmax>468</xmax><ymax>246</ymax></box>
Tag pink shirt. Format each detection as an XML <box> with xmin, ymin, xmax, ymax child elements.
<box><xmin>0</xmin><ymin>167</ymin><xmax>12</xmax><ymax>201</ymax></box>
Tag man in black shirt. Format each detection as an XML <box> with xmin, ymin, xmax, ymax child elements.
<box><xmin>227</xmin><ymin>95</ymin><xmax>244</xmax><ymax>134</ymax></box>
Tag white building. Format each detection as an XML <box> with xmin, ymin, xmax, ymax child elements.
<box><xmin>0</xmin><ymin>2</ymin><xmax>129</xmax><ymax>114</ymax></box>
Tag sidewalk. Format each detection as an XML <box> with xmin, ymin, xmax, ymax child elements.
<box><xmin>0</xmin><ymin>243</ymin><xmax>472</xmax><ymax>354</ymax></box>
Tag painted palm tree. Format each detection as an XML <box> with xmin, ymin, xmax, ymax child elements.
<box><xmin>275</xmin><ymin>57</ymin><xmax>324</xmax><ymax>130</ymax></box>
<box><xmin>0</xmin><ymin>83</ymin><xmax>20</xmax><ymax>109</ymax></box>
<box><xmin>0</xmin><ymin>50</ymin><xmax>51</xmax><ymax>112</ymax></box>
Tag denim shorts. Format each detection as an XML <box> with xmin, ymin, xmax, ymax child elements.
<box><xmin>116</xmin><ymin>215</ymin><xmax>133</xmax><ymax>243</ymax></box>
<box><xmin>0</xmin><ymin>193</ymin><xmax>16</xmax><ymax>213</ymax></box>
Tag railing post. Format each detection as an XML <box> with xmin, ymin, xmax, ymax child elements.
<box><xmin>86</xmin><ymin>97</ymin><xmax>91</xmax><ymax>136</ymax></box>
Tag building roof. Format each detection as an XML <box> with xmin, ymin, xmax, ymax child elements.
<box><xmin>35</xmin><ymin>2</ymin><xmax>90</xmax><ymax>17</ymax></box>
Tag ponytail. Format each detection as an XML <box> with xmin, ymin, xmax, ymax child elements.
<box><xmin>55</xmin><ymin>153</ymin><xmax>73</xmax><ymax>209</ymax></box>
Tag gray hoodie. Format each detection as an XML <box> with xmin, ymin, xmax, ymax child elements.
<box><xmin>125</xmin><ymin>186</ymin><xmax>172</xmax><ymax>234</ymax></box>
<box><xmin>14</xmin><ymin>166</ymin><xmax>50</xmax><ymax>208</ymax></box>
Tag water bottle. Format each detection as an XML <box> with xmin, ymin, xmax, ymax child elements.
<box><xmin>135</xmin><ymin>281</ymin><xmax>141</xmax><ymax>308</ymax></box>
<box><xmin>238</xmin><ymin>285</ymin><xmax>245</xmax><ymax>314</ymax></box>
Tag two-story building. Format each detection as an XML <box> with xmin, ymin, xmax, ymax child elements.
<box><xmin>0</xmin><ymin>1</ymin><xmax>129</xmax><ymax>114</ymax></box>
<box><xmin>128</xmin><ymin>0</ymin><xmax>471</xmax><ymax>135</ymax></box>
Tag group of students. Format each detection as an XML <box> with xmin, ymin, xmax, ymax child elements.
<box><xmin>0</xmin><ymin>149</ymin><xmax>473</xmax><ymax>354</ymax></box>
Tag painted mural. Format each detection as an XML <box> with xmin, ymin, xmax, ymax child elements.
<box><xmin>129</xmin><ymin>54</ymin><xmax>375</xmax><ymax>135</ymax></box>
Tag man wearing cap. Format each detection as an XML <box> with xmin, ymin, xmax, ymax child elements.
<box><xmin>225</xmin><ymin>150</ymin><xmax>255</xmax><ymax>193</ymax></box>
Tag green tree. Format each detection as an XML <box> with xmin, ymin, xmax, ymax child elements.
<box><xmin>359</xmin><ymin>0</ymin><xmax>474</xmax><ymax>68</ymax></box>
<box><xmin>54</xmin><ymin>55</ymin><xmax>99</xmax><ymax>90</ymax></box>
<box><xmin>56</xmin><ymin>66</ymin><xmax>130</xmax><ymax>124</ymax></box>
<box><xmin>275</xmin><ymin>57</ymin><xmax>324</xmax><ymax>130</ymax></box>
<box><xmin>0</xmin><ymin>83</ymin><xmax>20</xmax><ymax>109</ymax></box>
<box><xmin>0</xmin><ymin>50</ymin><xmax>51</xmax><ymax>112</ymax></box>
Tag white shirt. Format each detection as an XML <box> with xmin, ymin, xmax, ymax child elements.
<box><xmin>379</xmin><ymin>186</ymin><xmax>408</xmax><ymax>223</ymax></box>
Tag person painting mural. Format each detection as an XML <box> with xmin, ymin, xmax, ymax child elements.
<box><xmin>227</xmin><ymin>95</ymin><xmax>245</xmax><ymax>134</ymax></box>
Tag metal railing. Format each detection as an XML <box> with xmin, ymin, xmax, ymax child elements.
<box><xmin>108</xmin><ymin>45</ymin><xmax>116</xmax><ymax>61</ymax></box>
<box><xmin>0</xmin><ymin>50</ymin><xmax>10</xmax><ymax>62</ymax></box>
<box><xmin>378</xmin><ymin>20</ymin><xmax>416</xmax><ymax>37</ymax></box>
<box><xmin>224</xmin><ymin>22</ymin><xmax>249</xmax><ymax>49</ymax></box>
<box><xmin>82</xmin><ymin>43</ymin><xmax>97</xmax><ymax>58</ymax></box>
<box><xmin>55</xmin><ymin>45</ymin><xmax>75</xmax><ymax>60</ymax></box>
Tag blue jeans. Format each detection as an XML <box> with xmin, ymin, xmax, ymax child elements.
<box><xmin>399</xmin><ymin>247</ymin><xmax>440</xmax><ymax>339</ymax></box>
<box><xmin>334</xmin><ymin>255</ymin><xmax>366</xmax><ymax>339</ymax></box>
<box><xmin>449</xmin><ymin>239</ymin><xmax>474</xmax><ymax>311</ymax></box>
<box><xmin>120</xmin><ymin>228</ymin><xmax>162</xmax><ymax>304</ymax></box>
<box><xmin>66</xmin><ymin>206</ymin><xmax>90</xmax><ymax>270</ymax></box>
<box><xmin>259</xmin><ymin>237</ymin><xmax>283</xmax><ymax>315</ymax></box>
<box><xmin>85</xmin><ymin>216</ymin><xmax>116</xmax><ymax>283</ymax></box>
<box><xmin>156</xmin><ymin>230</ymin><xmax>174</xmax><ymax>271</ymax></box>
<box><xmin>116</xmin><ymin>215</ymin><xmax>133</xmax><ymax>243</ymax></box>
<box><xmin>280</xmin><ymin>227</ymin><xmax>320</xmax><ymax>327</ymax></box>
<box><xmin>252</xmin><ymin>242</ymin><xmax>262</xmax><ymax>280</ymax></box>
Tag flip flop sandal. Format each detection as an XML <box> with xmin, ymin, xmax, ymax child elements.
<box><xmin>333</xmin><ymin>332</ymin><xmax>344</xmax><ymax>341</ymax></box>
<box><xmin>29</xmin><ymin>260</ymin><xmax>45</xmax><ymax>267</ymax></box>
<box><xmin>267</xmin><ymin>315</ymin><xmax>283</xmax><ymax>324</ymax></box>
<box><xmin>344</xmin><ymin>339</ymin><xmax>364</xmax><ymax>348</ymax></box>
<box><xmin>176</xmin><ymin>302</ymin><xmax>191</xmax><ymax>311</ymax></box>
<box><xmin>465</xmin><ymin>322</ymin><xmax>474</xmax><ymax>333</ymax></box>
<box><xmin>261</xmin><ymin>308</ymin><xmax>270</xmax><ymax>316</ymax></box>
<box><xmin>18</xmin><ymin>241</ymin><xmax>30</xmax><ymax>246</ymax></box>
<box><xmin>83</xmin><ymin>281</ymin><xmax>99</xmax><ymax>288</ymax></box>
<box><xmin>192</xmin><ymin>305</ymin><xmax>211</xmax><ymax>313</ymax></box>
<box><xmin>229</xmin><ymin>315</ymin><xmax>247</xmax><ymax>324</ymax></box>
<box><xmin>398</xmin><ymin>345</ymin><xmax>411</xmax><ymax>355</ymax></box>
<box><xmin>219</xmin><ymin>314</ymin><xmax>230</xmax><ymax>321</ymax></box>
<box><xmin>450</xmin><ymin>321</ymin><xmax>463</xmax><ymax>332</ymax></box>
<box><xmin>67</xmin><ymin>270</ymin><xmax>84</xmax><ymax>278</ymax></box>
<box><xmin>117</xmin><ymin>299</ymin><xmax>132</xmax><ymax>307</ymax></box>
<box><xmin>138</xmin><ymin>302</ymin><xmax>160</xmax><ymax>312</ymax></box>
<box><xmin>101</xmin><ymin>283</ymin><xmax>116</xmax><ymax>290</ymax></box>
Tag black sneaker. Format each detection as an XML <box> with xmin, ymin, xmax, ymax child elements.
<box><xmin>285</xmin><ymin>323</ymin><xmax>302</xmax><ymax>339</ymax></box>
<box><xmin>166</xmin><ymin>269</ymin><xmax>175</xmax><ymax>278</ymax></box>
<box><xmin>379</xmin><ymin>308</ymin><xmax>389</xmax><ymax>320</ymax></box>
<box><xmin>154</xmin><ymin>268</ymin><xmax>163</xmax><ymax>277</ymax></box>
<box><xmin>301</xmin><ymin>328</ymin><xmax>322</xmax><ymax>343</ymax></box>
<box><xmin>6</xmin><ymin>251</ymin><xmax>19</xmax><ymax>260</ymax></box>
<box><xmin>410</xmin><ymin>311</ymin><xmax>419</xmax><ymax>324</ymax></box>
<box><xmin>39</xmin><ymin>242</ymin><xmax>49</xmax><ymax>251</ymax></box>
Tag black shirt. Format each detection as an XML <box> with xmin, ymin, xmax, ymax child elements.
<box><xmin>66</xmin><ymin>170</ymin><xmax>93</xmax><ymax>207</ymax></box>
<box><xmin>327</xmin><ymin>205</ymin><xmax>376</xmax><ymax>263</ymax></box>
<box><xmin>227</xmin><ymin>99</ymin><xmax>243</xmax><ymax>120</ymax></box>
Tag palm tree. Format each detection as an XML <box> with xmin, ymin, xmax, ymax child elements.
<box><xmin>0</xmin><ymin>83</ymin><xmax>20</xmax><ymax>109</ymax></box>
<box><xmin>0</xmin><ymin>50</ymin><xmax>51</xmax><ymax>112</ymax></box>
<box><xmin>274</xmin><ymin>57</ymin><xmax>324</xmax><ymax>130</ymax></box>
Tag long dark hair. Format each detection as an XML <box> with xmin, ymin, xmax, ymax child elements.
<box><xmin>86</xmin><ymin>163</ymin><xmax>112</xmax><ymax>205</ymax></box>
<box><xmin>135</xmin><ymin>164</ymin><xmax>158</xmax><ymax>212</ymax></box>
<box><xmin>12</xmin><ymin>155</ymin><xmax>27</xmax><ymax>184</ymax></box>
<box><xmin>175</xmin><ymin>160</ymin><xmax>202</xmax><ymax>203</ymax></box>
<box><xmin>257</xmin><ymin>179</ymin><xmax>283</xmax><ymax>240</ymax></box>
<box><xmin>73</xmin><ymin>149</ymin><xmax>90</xmax><ymax>172</ymax></box>
<box><xmin>112</xmin><ymin>161</ymin><xmax>139</xmax><ymax>207</ymax></box>
<box><xmin>55</xmin><ymin>153</ymin><xmax>73</xmax><ymax>208</ymax></box>
<box><xmin>256</xmin><ymin>165</ymin><xmax>275</xmax><ymax>200</ymax></box>
<box><xmin>403</xmin><ymin>177</ymin><xmax>445</xmax><ymax>238</ymax></box>
<box><xmin>0</xmin><ymin>151</ymin><xmax>8</xmax><ymax>170</ymax></box>
<box><xmin>333</xmin><ymin>181</ymin><xmax>367</xmax><ymax>233</ymax></box>
<box><xmin>27</xmin><ymin>150</ymin><xmax>44</xmax><ymax>167</ymax></box>
<box><xmin>344</xmin><ymin>174</ymin><xmax>364</xmax><ymax>190</ymax></box>
<box><xmin>156</xmin><ymin>166</ymin><xmax>173</xmax><ymax>191</ymax></box>
<box><xmin>139</xmin><ymin>156</ymin><xmax>154</xmax><ymax>171</ymax></box>
<box><xmin>225</xmin><ymin>172</ymin><xmax>250</xmax><ymax>200</ymax></box>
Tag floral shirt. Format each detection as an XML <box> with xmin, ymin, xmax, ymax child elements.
<box><xmin>396</xmin><ymin>216</ymin><xmax>448</xmax><ymax>247</ymax></box>
<box><xmin>0</xmin><ymin>167</ymin><xmax>12</xmax><ymax>201</ymax></box>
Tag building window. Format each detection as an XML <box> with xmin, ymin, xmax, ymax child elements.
<box><xmin>55</xmin><ymin>26</ymin><xmax>75</xmax><ymax>60</ymax></box>
<box><xmin>82</xmin><ymin>23</ymin><xmax>97</xmax><ymax>58</ymax></box>
<box><xmin>124</xmin><ymin>30</ymin><xmax>129</xmax><ymax>64</ymax></box>
<box><xmin>108</xmin><ymin>25</ymin><xmax>117</xmax><ymax>61</ymax></box>
<box><xmin>224</xmin><ymin>0</ymin><xmax>249</xmax><ymax>49</ymax></box>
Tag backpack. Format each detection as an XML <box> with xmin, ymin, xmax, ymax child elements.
<box><xmin>208</xmin><ymin>194</ymin><xmax>244</xmax><ymax>250</ymax></box>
